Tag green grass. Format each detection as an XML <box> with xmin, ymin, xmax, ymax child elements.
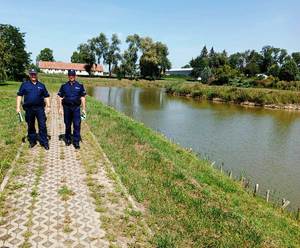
<box><xmin>2</xmin><ymin>79</ymin><xmax>300</xmax><ymax>247</ymax></box>
<box><xmin>0</xmin><ymin>81</ymin><xmax>26</xmax><ymax>184</ymax></box>
<box><xmin>86</xmin><ymin>96</ymin><xmax>300</xmax><ymax>247</ymax></box>
<box><xmin>58</xmin><ymin>185</ymin><xmax>74</xmax><ymax>201</ymax></box>
<box><xmin>166</xmin><ymin>82</ymin><xmax>300</xmax><ymax>106</ymax></box>
<box><xmin>38</xmin><ymin>73</ymin><xmax>175</xmax><ymax>89</ymax></box>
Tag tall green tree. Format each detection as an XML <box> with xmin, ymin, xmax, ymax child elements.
<box><xmin>200</xmin><ymin>45</ymin><xmax>208</xmax><ymax>58</ymax></box>
<box><xmin>209</xmin><ymin>47</ymin><xmax>215</xmax><ymax>57</ymax></box>
<box><xmin>214</xmin><ymin>65</ymin><xmax>239</xmax><ymax>85</ymax></box>
<box><xmin>260</xmin><ymin>46</ymin><xmax>276</xmax><ymax>73</ymax></box>
<box><xmin>0</xmin><ymin>39</ymin><xmax>10</xmax><ymax>82</ymax></box>
<box><xmin>70</xmin><ymin>51</ymin><xmax>81</xmax><ymax>63</ymax></box>
<box><xmin>267</xmin><ymin>64</ymin><xmax>280</xmax><ymax>77</ymax></box>
<box><xmin>244</xmin><ymin>62</ymin><xmax>260</xmax><ymax>76</ymax></box>
<box><xmin>0</xmin><ymin>24</ymin><xmax>30</xmax><ymax>80</ymax></box>
<box><xmin>292</xmin><ymin>52</ymin><xmax>300</xmax><ymax>67</ymax></box>
<box><xmin>191</xmin><ymin>47</ymin><xmax>228</xmax><ymax>80</ymax></box>
<box><xmin>155</xmin><ymin>41</ymin><xmax>171</xmax><ymax>75</ymax></box>
<box><xmin>209</xmin><ymin>52</ymin><xmax>227</xmax><ymax>70</ymax></box>
<box><xmin>260</xmin><ymin>46</ymin><xmax>287</xmax><ymax>73</ymax></box>
<box><xmin>200</xmin><ymin>66</ymin><xmax>213</xmax><ymax>83</ymax></box>
<box><xmin>278</xmin><ymin>49</ymin><xmax>288</xmax><ymax>65</ymax></box>
<box><xmin>36</xmin><ymin>48</ymin><xmax>54</xmax><ymax>62</ymax></box>
<box><xmin>90</xmin><ymin>33</ymin><xmax>109</xmax><ymax>64</ymax></box>
<box><xmin>182</xmin><ymin>64</ymin><xmax>191</xmax><ymax>68</ymax></box>
<box><xmin>71</xmin><ymin>43</ymin><xmax>95</xmax><ymax>75</ymax></box>
<box><xmin>120</xmin><ymin>34</ymin><xmax>140</xmax><ymax>79</ymax></box>
<box><xmin>229</xmin><ymin>52</ymin><xmax>246</xmax><ymax>71</ymax></box>
<box><xmin>279</xmin><ymin>58</ymin><xmax>299</xmax><ymax>81</ymax></box>
<box><xmin>139</xmin><ymin>37</ymin><xmax>171</xmax><ymax>79</ymax></box>
<box><xmin>190</xmin><ymin>56</ymin><xmax>209</xmax><ymax>78</ymax></box>
<box><xmin>243</xmin><ymin>50</ymin><xmax>262</xmax><ymax>76</ymax></box>
<box><xmin>139</xmin><ymin>37</ymin><xmax>159</xmax><ymax>79</ymax></box>
<box><xmin>104</xmin><ymin>34</ymin><xmax>121</xmax><ymax>77</ymax></box>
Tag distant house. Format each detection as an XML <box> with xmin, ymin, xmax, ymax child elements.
<box><xmin>38</xmin><ymin>61</ymin><xmax>104</xmax><ymax>76</ymax></box>
<box><xmin>256</xmin><ymin>73</ymin><xmax>268</xmax><ymax>79</ymax></box>
<box><xmin>165</xmin><ymin>68</ymin><xmax>193</xmax><ymax>76</ymax></box>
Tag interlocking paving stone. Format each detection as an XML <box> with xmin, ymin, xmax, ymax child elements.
<box><xmin>0</xmin><ymin>97</ymin><xmax>109</xmax><ymax>247</ymax></box>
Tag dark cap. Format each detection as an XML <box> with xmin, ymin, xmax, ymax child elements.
<box><xmin>68</xmin><ymin>69</ymin><xmax>76</xmax><ymax>76</ymax></box>
<box><xmin>29</xmin><ymin>69</ymin><xmax>37</xmax><ymax>75</ymax></box>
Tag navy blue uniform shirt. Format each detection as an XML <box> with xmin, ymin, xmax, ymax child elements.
<box><xmin>17</xmin><ymin>81</ymin><xmax>50</xmax><ymax>108</ymax></box>
<box><xmin>57</xmin><ymin>81</ymin><xmax>86</xmax><ymax>106</ymax></box>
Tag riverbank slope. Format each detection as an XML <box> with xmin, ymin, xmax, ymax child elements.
<box><xmin>166</xmin><ymin>82</ymin><xmax>300</xmax><ymax>110</ymax></box>
<box><xmin>86</xmin><ymin>95</ymin><xmax>300</xmax><ymax>247</ymax></box>
<box><xmin>1</xmin><ymin>81</ymin><xmax>300</xmax><ymax>247</ymax></box>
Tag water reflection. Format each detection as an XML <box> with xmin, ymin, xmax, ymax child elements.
<box><xmin>91</xmin><ymin>86</ymin><xmax>300</xmax><ymax>208</ymax></box>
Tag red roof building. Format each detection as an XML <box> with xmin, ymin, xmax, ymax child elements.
<box><xmin>38</xmin><ymin>61</ymin><xmax>104</xmax><ymax>76</ymax></box>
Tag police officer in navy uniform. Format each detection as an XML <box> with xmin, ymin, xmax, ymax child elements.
<box><xmin>16</xmin><ymin>69</ymin><xmax>50</xmax><ymax>150</ymax></box>
<box><xmin>57</xmin><ymin>69</ymin><xmax>86</xmax><ymax>149</ymax></box>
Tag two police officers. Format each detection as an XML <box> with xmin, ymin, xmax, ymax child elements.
<box><xmin>16</xmin><ymin>69</ymin><xmax>50</xmax><ymax>150</ymax></box>
<box><xmin>57</xmin><ymin>69</ymin><xmax>86</xmax><ymax>149</ymax></box>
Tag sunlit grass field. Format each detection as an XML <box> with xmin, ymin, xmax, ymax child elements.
<box><xmin>0</xmin><ymin>82</ymin><xmax>26</xmax><ymax>183</ymax></box>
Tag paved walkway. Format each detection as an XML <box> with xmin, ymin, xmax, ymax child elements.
<box><xmin>0</xmin><ymin>98</ymin><xmax>110</xmax><ymax>247</ymax></box>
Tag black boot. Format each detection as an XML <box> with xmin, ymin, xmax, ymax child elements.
<box><xmin>73</xmin><ymin>143</ymin><xmax>80</xmax><ymax>149</ymax></box>
<box><xmin>43</xmin><ymin>144</ymin><xmax>49</xmax><ymax>150</ymax></box>
<box><xmin>29</xmin><ymin>140</ymin><xmax>37</xmax><ymax>148</ymax></box>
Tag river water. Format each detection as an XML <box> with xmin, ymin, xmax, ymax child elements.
<box><xmin>90</xmin><ymin>86</ymin><xmax>300</xmax><ymax>208</ymax></box>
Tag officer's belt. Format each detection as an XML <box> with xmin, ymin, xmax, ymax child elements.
<box><xmin>62</xmin><ymin>98</ymin><xmax>81</xmax><ymax>107</ymax></box>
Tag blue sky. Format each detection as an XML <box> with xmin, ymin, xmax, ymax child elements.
<box><xmin>0</xmin><ymin>0</ymin><xmax>299</xmax><ymax>68</ymax></box>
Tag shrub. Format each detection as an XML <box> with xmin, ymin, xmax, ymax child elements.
<box><xmin>206</xmin><ymin>91</ymin><xmax>219</xmax><ymax>100</ymax></box>
<box><xmin>279</xmin><ymin>59</ymin><xmax>299</xmax><ymax>81</ymax></box>
<box><xmin>254</xmin><ymin>77</ymin><xmax>275</xmax><ymax>88</ymax></box>
<box><xmin>191</xmin><ymin>90</ymin><xmax>203</xmax><ymax>98</ymax></box>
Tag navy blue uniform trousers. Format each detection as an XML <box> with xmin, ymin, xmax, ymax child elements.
<box><xmin>25</xmin><ymin>106</ymin><xmax>48</xmax><ymax>145</ymax></box>
<box><xmin>63</xmin><ymin>105</ymin><xmax>81</xmax><ymax>143</ymax></box>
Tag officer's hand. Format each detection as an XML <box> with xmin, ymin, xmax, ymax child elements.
<box><xmin>46</xmin><ymin>106</ymin><xmax>51</xmax><ymax>114</ymax></box>
<box><xmin>16</xmin><ymin>107</ymin><xmax>21</xmax><ymax>113</ymax></box>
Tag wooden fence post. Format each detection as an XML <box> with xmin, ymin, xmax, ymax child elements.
<box><xmin>240</xmin><ymin>177</ymin><xmax>245</xmax><ymax>187</ymax></box>
<box><xmin>265</xmin><ymin>190</ymin><xmax>270</xmax><ymax>202</ymax></box>
<box><xmin>281</xmin><ymin>199</ymin><xmax>290</xmax><ymax>210</ymax></box>
<box><xmin>244</xmin><ymin>179</ymin><xmax>250</xmax><ymax>188</ymax></box>
<box><xmin>253</xmin><ymin>184</ymin><xmax>259</xmax><ymax>196</ymax></box>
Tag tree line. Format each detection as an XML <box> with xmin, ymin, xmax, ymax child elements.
<box><xmin>70</xmin><ymin>33</ymin><xmax>171</xmax><ymax>79</ymax></box>
<box><xmin>188</xmin><ymin>46</ymin><xmax>300</xmax><ymax>86</ymax></box>
<box><xmin>0</xmin><ymin>23</ymin><xmax>171</xmax><ymax>81</ymax></box>
<box><xmin>2</xmin><ymin>22</ymin><xmax>299</xmax><ymax>87</ymax></box>
<box><xmin>0</xmin><ymin>24</ymin><xmax>31</xmax><ymax>81</ymax></box>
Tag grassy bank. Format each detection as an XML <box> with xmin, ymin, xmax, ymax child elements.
<box><xmin>40</xmin><ymin>73</ymin><xmax>300</xmax><ymax>108</ymax></box>
<box><xmin>38</xmin><ymin>73</ymin><xmax>185</xmax><ymax>89</ymax></box>
<box><xmin>166</xmin><ymin>83</ymin><xmax>300</xmax><ymax>107</ymax></box>
<box><xmin>2</xmin><ymin>80</ymin><xmax>300</xmax><ymax>247</ymax></box>
<box><xmin>0</xmin><ymin>82</ymin><xmax>26</xmax><ymax>184</ymax></box>
<box><xmin>86</xmin><ymin>96</ymin><xmax>300</xmax><ymax>247</ymax></box>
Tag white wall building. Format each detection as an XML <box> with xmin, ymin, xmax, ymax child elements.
<box><xmin>38</xmin><ymin>61</ymin><xmax>104</xmax><ymax>76</ymax></box>
<box><xmin>165</xmin><ymin>68</ymin><xmax>193</xmax><ymax>76</ymax></box>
